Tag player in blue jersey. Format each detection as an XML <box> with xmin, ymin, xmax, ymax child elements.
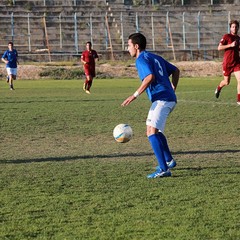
<box><xmin>121</xmin><ymin>33</ymin><xmax>180</xmax><ymax>179</ymax></box>
<box><xmin>1</xmin><ymin>42</ymin><xmax>18</xmax><ymax>90</ymax></box>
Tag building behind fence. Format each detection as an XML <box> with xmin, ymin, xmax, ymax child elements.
<box><xmin>0</xmin><ymin>0</ymin><xmax>240</xmax><ymax>61</ymax></box>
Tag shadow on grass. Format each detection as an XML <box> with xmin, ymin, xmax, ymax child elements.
<box><xmin>0</xmin><ymin>99</ymin><xmax>120</xmax><ymax>104</ymax></box>
<box><xmin>1</xmin><ymin>149</ymin><xmax>240</xmax><ymax>164</ymax></box>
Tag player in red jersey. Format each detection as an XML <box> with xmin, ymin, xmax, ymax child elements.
<box><xmin>215</xmin><ymin>20</ymin><xmax>240</xmax><ymax>105</ymax></box>
<box><xmin>81</xmin><ymin>42</ymin><xmax>99</xmax><ymax>94</ymax></box>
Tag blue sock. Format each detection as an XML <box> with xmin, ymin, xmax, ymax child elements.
<box><xmin>158</xmin><ymin>132</ymin><xmax>173</xmax><ymax>163</ymax></box>
<box><xmin>148</xmin><ymin>134</ymin><xmax>168</xmax><ymax>171</ymax></box>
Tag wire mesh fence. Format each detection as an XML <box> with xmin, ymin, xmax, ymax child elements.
<box><xmin>0</xmin><ymin>7</ymin><xmax>239</xmax><ymax>61</ymax></box>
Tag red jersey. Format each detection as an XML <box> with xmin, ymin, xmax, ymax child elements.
<box><xmin>81</xmin><ymin>50</ymin><xmax>98</xmax><ymax>77</ymax></box>
<box><xmin>220</xmin><ymin>33</ymin><xmax>240</xmax><ymax>70</ymax></box>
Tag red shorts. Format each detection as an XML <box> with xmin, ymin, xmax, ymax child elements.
<box><xmin>223</xmin><ymin>63</ymin><xmax>240</xmax><ymax>76</ymax></box>
<box><xmin>84</xmin><ymin>65</ymin><xmax>96</xmax><ymax>77</ymax></box>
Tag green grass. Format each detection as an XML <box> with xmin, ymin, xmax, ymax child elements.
<box><xmin>0</xmin><ymin>77</ymin><xmax>239</xmax><ymax>240</ymax></box>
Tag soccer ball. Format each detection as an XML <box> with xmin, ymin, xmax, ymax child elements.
<box><xmin>113</xmin><ymin>124</ymin><xmax>133</xmax><ymax>143</ymax></box>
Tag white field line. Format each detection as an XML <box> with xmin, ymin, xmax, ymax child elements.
<box><xmin>178</xmin><ymin>90</ymin><xmax>213</xmax><ymax>94</ymax></box>
<box><xmin>178</xmin><ymin>99</ymin><xmax>238</xmax><ymax>106</ymax></box>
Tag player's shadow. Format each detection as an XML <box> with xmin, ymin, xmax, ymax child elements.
<box><xmin>0</xmin><ymin>149</ymin><xmax>240</xmax><ymax>164</ymax></box>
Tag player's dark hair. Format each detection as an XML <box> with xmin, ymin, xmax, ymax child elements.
<box><xmin>8</xmin><ymin>41</ymin><xmax>13</xmax><ymax>46</ymax></box>
<box><xmin>128</xmin><ymin>33</ymin><xmax>147</xmax><ymax>50</ymax></box>
<box><xmin>229</xmin><ymin>20</ymin><xmax>239</xmax><ymax>29</ymax></box>
<box><xmin>86</xmin><ymin>41</ymin><xmax>92</xmax><ymax>46</ymax></box>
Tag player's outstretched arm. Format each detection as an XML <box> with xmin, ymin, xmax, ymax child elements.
<box><xmin>171</xmin><ymin>68</ymin><xmax>180</xmax><ymax>91</ymax></box>
<box><xmin>121</xmin><ymin>74</ymin><xmax>154</xmax><ymax>107</ymax></box>
<box><xmin>121</xmin><ymin>95</ymin><xmax>136</xmax><ymax>106</ymax></box>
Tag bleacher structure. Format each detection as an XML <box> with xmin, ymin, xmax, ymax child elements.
<box><xmin>0</xmin><ymin>0</ymin><xmax>240</xmax><ymax>61</ymax></box>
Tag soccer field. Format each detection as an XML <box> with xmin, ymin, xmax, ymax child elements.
<box><xmin>0</xmin><ymin>77</ymin><xmax>239</xmax><ymax>239</ymax></box>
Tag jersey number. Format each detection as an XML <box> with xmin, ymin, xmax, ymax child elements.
<box><xmin>154</xmin><ymin>59</ymin><xmax>163</xmax><ymax>76</ymax></box>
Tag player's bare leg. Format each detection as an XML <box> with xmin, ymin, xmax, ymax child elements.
<box><xmin>85</xmin><ymin>75</ymin><xmax>92</xmax><ymax>94</ymax></box>
<box><xmin>83</xmin><ymin>80</ymin><xmax>86</xmax><ymax>91</ymax></box>
<box><xmin>83</xmin><ymin>75</ymin><xmax>90</xmax><ymax>92</ymax></box>
<box><xmin>215</xmin><ymin>75</ymin><xmax>231</xmax><ymax>98</ymax></box>
<box><xmin>87</xmin><ymin>79</ymin><xmax>93</xmax><ymax>90</ymax></box>
<box><xmin>234</xmin><ymin>71</ymin><xmax>240</xmax><ymax>104</ymax></box>
<box><xmin>9</xmin><ymin>74</ymin><xmax>14</xmax><ymax>90</ymax></box>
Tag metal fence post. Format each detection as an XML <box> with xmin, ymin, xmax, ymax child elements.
<box><xmin>28</xmin><ymin>13</ymin><xmax>31</xmax><ymax>52</ymax></box>
<box><xmin>197</xmin><ymin>11</ymin><xmax>201</xmax><ymax>49</ymax></box>
<box><xmin>151</xmin><ymin>13</ymin><xmax>155</xmax><ymax>51</ymax></box>
<box><xmin>136</xmin><ymin>12</ymin><xmax>139</xmax><ymax>33</ymax></box>
<box><xmin>166</xmin><ymin>12</ymin><xmax>169</xmax><ymax>46</ymax></box>
<box><xmin>11</xmin><ymin>12</ymin><xmax>14</xmax><ymax>43</ymax></box>
<box><xmin>74</xmin><ymin>13</ymin><xmax>78</xmax><ymax>54</ymax></box>
<box><xmin>105</xmin><ymin>13</ymin><xmax>108</xmax><ymax>49</ymax></box>
<box><xmin>182</xmin><ymin>12</ymin><xmax>186</xmax><ymax>50</ymax></box>
<box><xmin>59</xmin><ymin>13</ymin><xmax>62</xmax><ymax>49</ymax></box>
<box><xmin>228</xmin><ymin>11</ymin><xmax>231</xmax><ymax>33</ymax></box>
<box><xmin>90</xmin><ymin>13</ymin><xmax>93</xmax><ymax>46</ymax></box>
<box><xmin>120</xmin><ymin>12</ymin><xmax>124</xmax><ymax>50</ymax></box>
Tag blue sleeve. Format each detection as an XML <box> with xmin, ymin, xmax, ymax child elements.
<box><xmin>162</xmin><ymin>58</ymin><xmax>177</xmax><ymax>76</ymax></box>
<box><xmin>136</xmin><ymin>57</ymin><xmax>152</xmax><ymax>81</ymax></box>
<box><xmin>2</xmin><ymin>50</ymin><xmax>8</xmax><ymax>59</ymax></box>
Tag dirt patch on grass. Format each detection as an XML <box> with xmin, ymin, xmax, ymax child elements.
<box><xmin>176</xmin><ymin>61</ymin><xmax>222</xmax><ymax>77</ymax></box>
<box><xmin>0</xmin><ymin>61</ymin><xmax>223</xmax><ymax>80</ymax></box>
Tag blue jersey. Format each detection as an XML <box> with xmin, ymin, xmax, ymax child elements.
<box><xmin>2</xmin><ymin>49</ymin><xmax>18</xmax><ymax>68</ymax></box>
<box><xmin>136</xmin><ymin>51</ymin><xmax>177</xmax><ymax>103</ymax></box>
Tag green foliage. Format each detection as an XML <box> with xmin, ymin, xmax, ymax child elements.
<box><xmin>133</xmin><ymin>0</ymin><xmax>143</xmax><ymax>6</ymax></box>
<box><xmin>39</xmin><ymin>66</ymin><xmax>113</xmax><ymax>79</ymax></box>
<box><xmin>7</xmin><ymin>0</ymin><xmax>14</xmax><ymax>6</ymax></box>
<box><xmin>23</xmin><ymin>1</ymin><xmax>34</xmax><ymax>11</ymax></box>
<box><xmin>39</xmin><ymin>67</ymin><xmax>85</xmax><ymax>80</ymax></box>
<box><xmin>0</xmin><ymin>77</ymin><xmax>239</xmax><ymax>239</ymax></box>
